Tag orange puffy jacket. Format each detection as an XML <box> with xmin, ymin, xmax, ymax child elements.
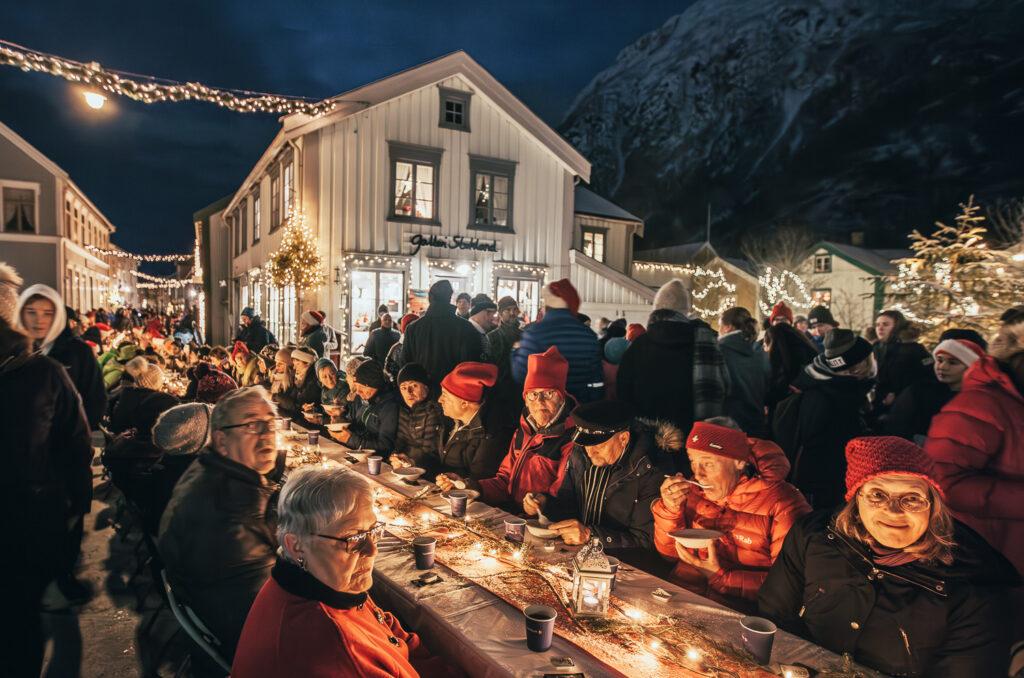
<box><xmin>652</xmin><ymin>438</ymin><xmax>811</xmax><ymax>602</ymax></box>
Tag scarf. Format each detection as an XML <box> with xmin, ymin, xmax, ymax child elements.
<box><xmin>272</xmin><ymin>557</ymin><xmax>368</xmax><ymax>609</ymax></box>
<box><xmin>869</xmin><ymin>541</ymin><xmax>923</xmax><ymax>568</ymax></box>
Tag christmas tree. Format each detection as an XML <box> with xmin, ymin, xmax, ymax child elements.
<box><xmin>884</xmin><ymin>196</ymin><xmax>1024</xmax><ymax>343</ymax></box>
<box><xmin>268</xmin><ymin>209</ymin><xmax>325</xmax><ymax>290</ymax></box>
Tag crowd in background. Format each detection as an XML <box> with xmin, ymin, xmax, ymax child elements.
<box><xmin>3</xmin><ymin>254</ymin><xmax>1024</xmax><ymax>677</ymax></box>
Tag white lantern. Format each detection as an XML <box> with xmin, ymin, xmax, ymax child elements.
<box><xmin>570</xmin><ymin>538</ymin><xmax>614</xmax><ymax>617</ymax></box>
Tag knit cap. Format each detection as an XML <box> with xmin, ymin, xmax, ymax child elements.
<box><xmin>470</xmin><ymin>299</ymin><xmax>497</xmax><ymax>316</ymax></box>
<box><xmin>626</xmin><ymin>323</ymin><xmax>646</xmax><ymax>342</ymax></box>
<box><xmin>544</xmin><ymin>279</ymin><xmax>581</xmax><ymax>315</ymax></box>
<box><xmin>354</xmin><ymin>359</ymin><xmax>387</xmax><ymax>390</ymax></box>
<box><xmin>686</xmin><ymin>421</ymin><xmax>751</xmax><ymax>461</ymax></box>
<box><xmin>397</xmin><ymin>362</ymin><xmax>430</xmax><ymax>387</ymax></box>
<box><xmin>770</xmin><ymin>301</ymin><xmax>794</xmax><ymax>325</ymax></box>
<box><xmin>932</xmin><ymin>339</ymin><xmax>986</xmax><ymax>367</ymax></box>
<box><xmin>845</xmin><ymin>436</ymin><xmax>944</xmax><ymax>502</ymax></box>
<box><xmin>153</xmin><ymin>403</ymin><xmax>213</xmax><ymax>455</ymax></box>
<box><xmin>441</xmin><ymin>361</ymin><xmax>498</xmax><ymax>403</ymax></box>
<box><xmin>653</xmin><ymin>279</ymin><xmax>691</xmax><ymax>315</ymax></box>
<box><xmin>497</xmin><ymin>296</ymin><xmax>518</xmax><ymax>313</ymax></box>
<box><xmin>822</xmin><ymin>329</ymin><xmax>873</xmax><ymax>371</ymax></box>
<box><xmin>523</xmin><ymin>346</ymin><xmax>569</xmax><ymax>395</ymax></box>
<box><xmin>136</xmin><ymin>362</ymin><xmax>165</xmax><ymax>391</ymax></box>
<box><xmin>291</xmin><ymin>347</ymin><xmax>317</xmax><ymax>363</ymax></box>
<box><xmin>603</xmin><ymin>337</ymin><xmax>630</xmax><ymax>365</ymax></box>
<box><xmin>301</xmin><ymin>310</ymin><xmax>325</xmax><ymax>326</ymax></box>
<box><xmin>400</xmin><ymin>313</ymin><xmax>418</xmax><ymax>334</ymax></box>
<box><xmin>807</xmin><ymin>305</ymin><xmax>837</xmax><ymax>329</ymax></box>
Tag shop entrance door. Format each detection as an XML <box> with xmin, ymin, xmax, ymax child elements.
<box><xmin>350</xmin><ymin>270</ymin><xmax>405</xmax><ymax>353</ymax></box>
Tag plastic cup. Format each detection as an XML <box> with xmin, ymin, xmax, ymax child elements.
<box><xmin>607</xmin><ymin>556</ymin><xmax>620</xmax><ymax>590</ymax></box>
<box><xmin>307</xmin><ymin>431</ymin><xmax>320</xmax><ymax>446</ymax></box>
<box><xmin>524</xmin><ymin>605</ymin><xmax>557</xmax><ymax>652</ymax></box>
<box><xmin>413</xmin><ymin>536</ymin><xmax>436</xmax><ymax>570</ymax></box>
<box><xmin>740</xmin><ymin>616</ymin><xmax>777</xmax><ymax>664</ymax></box>
<box><xmin>448</xmin><ymin>490</ymin><xmax>469</xmax><ymax>518</ymax></box>
<box><xmin>276</xmin><ymin>417</ymin><xmax>290</xmax><ymax>431</ymax></box>
<box><xmin>367</xmin><ymin>456</ymin><xmax>383</xmax><ymax>475</ymax></box>
<box><xmin>504</xmin><ymin>517</ymin><xmax>526</xmax><ymax>543</ymax></box>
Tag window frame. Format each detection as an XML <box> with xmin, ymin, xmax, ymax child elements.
<box><xmin>1</xmin><ymin>182</ymin><xmax>39</xmax><ymax>234</ymax></box>
<box><xmin>813</xmin><ymin>253</ymin><xmax>832</xmax><ymax>274</ymax></box>
<box><xmin>270</xmin><ymin>170</ymin><xmax>282</xmax><ymax>232</ymax></box>
<box><xmin>580</xmin><ymin>226</ymin><xmax>608</xmax><ymax>263</ymax></box>
<box><xmin>239</xmin><ymin>199</ymin><xmax>248</xmax><ymax>253</ymax></box>
<box><xmin>387</xmin><ymin>141</ymin><xmax>443</xmax><ymax>226</ymax></box>
<box><xmin>282</xmin><ymin>155</ymin><xmax>295</xmax><ymax>219</ymax></box>
<box><xmin>251</xmin><ymin>188</ymin><xmax>261</xmax><ymax>244</ymax></box>
<box><xmin>468</xmin><ymin>155</ymin><xmax>516</xmax><ymax>233</ymax></box>
<box><xmin>438</xmin><ymin>86</ymin><xmax>471</xmax><ymax>133</ymax></box>
<box><xmin>811</xmin><ymin>288</ymin><xmax>833</xmax><ymax>308</ymax></box>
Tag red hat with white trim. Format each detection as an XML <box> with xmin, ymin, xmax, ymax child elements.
<box><xmin>932</xmin><ymin>339</ymin><xmax>985</xmax><ymax>367</ymax></box>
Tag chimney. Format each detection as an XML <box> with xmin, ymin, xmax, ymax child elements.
<box><xmin>850</xmin><ymin>231</ymin><xmax>865</xmax><ymax>247</ymax></box>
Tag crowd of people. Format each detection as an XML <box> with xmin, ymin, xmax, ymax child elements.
<box><xmin>3</xmin><ymin>254</ymin><xmax>1024</xmax><ymax>677</ymax></box>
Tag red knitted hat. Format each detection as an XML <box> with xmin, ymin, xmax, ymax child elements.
<box><xmin>441</xmin><ymin>362</ymin><xmax>498</xmax><ymax>403</ymax></box>
<box><xmin>686</xmin><ymin>421</ymin><xmax>751</xmax><ymax>461</ymax></box>
<box><xmin>769</xmin><ymin>301</ymin><xmax>794</xmax><ymax>325</ymax></box>
<box><xmin>231</xmin><ymin>340</ymin><xmax>250</xmax><ymax>359</ymax></box>
<box><xmin>400</xmin><ymin>313</ymin><xmax>418</xmax><ymax>334</ymax></box>
<box><xmin>546</xmin><ymin>279</ymin><xmax>581</xmax><ymax>315</ymax></box>
<box><xmin>626</xmin><ymin>323</ymin><xmax>646</xmax><ymax>342</ymax></box>
<box><xmin>844</xmin><ymin>436</ymin><xmax>945</xmax><ymax>502</ymax></box>
<box><xmin>523</xmin><ymin>346</ymin><xmax>569</xmax><ymax>394</ymax></box>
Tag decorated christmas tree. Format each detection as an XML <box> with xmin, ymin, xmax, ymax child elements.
<box><xmin>884</xmin><ymin>196</ymin><xmax>1024</xmax><ymax>343</ymax></box>
<box><xmin>268</xmin><ymin>209</ymin><xmax>325</xmax><ymax>290</ymax></box>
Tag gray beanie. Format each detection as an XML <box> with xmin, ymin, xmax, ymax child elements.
<box><xmin>653</xmin><ymin>278</ymin><xmax>692</xmax><ymax>314</ymax></box>
<box><xmin>153</xmin><ymin>403</ymin><xmax>213</xmax><ymax>455</ymax></box>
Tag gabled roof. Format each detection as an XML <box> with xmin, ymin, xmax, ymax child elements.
<box><xmin>574</xmin><ymin>186</ymin><xmax>642</xmax><ymax>223</ymax></box>
<box><xmin>634</xmin><ymin>241</ymin><xmax>715</xmax><ymax>265</ymax></box>
<box><xmin>814</xmin><ymin>241</ymin><xmax>909</xmax><ymax>276</ymax></box>
<box><xmin>193</xmin><ymin>194</ymin><xmax>233</xmax><ymax>222</ymax></box>
<box><xmin>0</xmin><ymin>120</ymin><xmax>117</xmax><ymax>234</ymax></box>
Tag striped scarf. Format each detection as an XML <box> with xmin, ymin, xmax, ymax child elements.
<box><xmin>580</xmin><ymin>463</ymin><xmax>614</xmax><ymax>526</ymax></box>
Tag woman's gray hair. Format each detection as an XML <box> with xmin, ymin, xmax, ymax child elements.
<box><xmin>277</xmin><ymin>466</ymin><xmax>373</xmax><ymax>544</ymax></box>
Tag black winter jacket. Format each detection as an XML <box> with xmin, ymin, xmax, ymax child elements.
<box><xmin>236</xmin><ymin>316</ymin><xmax>273</xmax><ymax>354</ymax></box>
<box><xmin>882</xmin><ymin>378</ymin><xmax>955</xmax><ymax>442</ymax></box>
<box><xmin>364</xmin><ymin>327</ymin><xmax>400</xmax><ymax>366</ymax></box>
<box><xmin>109</xmin><ymin>386</ymin><xmax>180</xmax><ymax>440</ymax></box>
<box><xmin>345</xmin><ymin>388</ymin><xmax>400</xmax><ymax>454</ymax></box>
<box><xmin>400</xmin><ymin>301</ymin><xmax>483</xmax><ymax>390</ymax></box>
<box><xmin>395</xmin><ymin>399</ymin><xmax>446</xmax><ymax>468</ymax></box>
<box><xmin>718</xmin><ymin>331</ymin><xmax>770</xmax><ymax>436</ymax></box>
<box><xmin>48</xmin><ymin>327</ymin><xmax>107</xmax><ymax>429</ymax></box>
<box><xmin>759</xmin><ymin>510</ymin><xmax>1020</xmax><ymax>677</ymax></box>
<box><xmin>276</xmin><ymin>367</ymin><xmax>321</xmax><ymax>416</ymax></box>
<box><xmin>543</xmin><ymin>424</ymin><xmax>675</xmax><ymax>550</ymax></box>
<box><xmin>772</xmin><ymin>361</ymin><xmax>873</xmax><ymax>510</ymax></box>
<box><xmin>873</xmin><ymin>338</ymin><xmax>934</xmax><ymax>414</ymax></box>
<box><xmin>158</xmin><ymin>451</ymin><xmax>279</xmax><ymax>662</ymax></box>
<box><xmin>433</xmin><ymin>397</ymin><xmax>516</xmax><ymax>480</ymax></box>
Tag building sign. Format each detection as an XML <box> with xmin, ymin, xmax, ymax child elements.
<box><xmin>409</xmin><ymin>233</ymin><xmax>498</xmax><ymax>256</ymax></box>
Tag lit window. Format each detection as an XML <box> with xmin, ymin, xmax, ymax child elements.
<box><xmin>252</xmin><ymin>190</ymin><xmax>261</xmax><ymax>242</ymax></box>
<box><xmin>282</xmin><ymin>160</ymin><xmax>294</xmax><ymax>216</ymax></box>
<box><xmin>582</xmin><ymin>229</ymin><xmax>606</xmax><ymax>262</ymax></box>
<box><xmin>270</xmin><ymin>172</ymin><xmax>281</xmax><ymax>229</ymax></box>
<box><xmin>388</xmin><ymin>142</ymin><xmax>442</xmax><ymax>224</ymax></box>
<box><xmin>814</xmin><ymin>254</ymin><xmax>832</xmax><ymax>274</ymax></box>
<box><xmin>812</xmin><ymin>288</ymin><xmax>832</xmax><ymax>307</ymax></box>
<box><xmin>469</xmin><ymin>156</ymin><xmax>515</xmax><ymax>230</ymax></box>
<box><xmin>3</xmin><ymin>188</ymin><xmax>36</xmax><ymax>232</ymax></box>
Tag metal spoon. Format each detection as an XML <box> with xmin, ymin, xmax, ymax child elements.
<box><xmin>664</xmin><ymin>475</ymin><xmax>713</xmax><ymax>489</ymax></box>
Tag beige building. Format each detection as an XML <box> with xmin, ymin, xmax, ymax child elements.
<box><xmin>0</xmin><ymin>120</ymin><xmax>133</xmax><ymax>311</ymax></box>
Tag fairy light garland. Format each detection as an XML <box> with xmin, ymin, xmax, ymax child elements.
<box><xmin>268</xmin><ymin>209</ymin><xmax>325</xmax><ymax>291</ymax></box>
<box><xmin>632</xmin><ymin>261</ymin><xmax>736</xmax><ymax>319</ymax></box>
<box><xmin>0</xmin><ymin>39</ymin><xmax>338</xmax><ymax>116</ymax></box>
<box><xmin>757</xmin><ymin>266</ymin><xmax>812</xmax><ymax>316</ymax></box>
<box><xmin>85</xmin><ymin>244</ymin><xmax>192</xmax><ymax>262</ymax></box>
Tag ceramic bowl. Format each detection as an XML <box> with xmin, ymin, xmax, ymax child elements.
<box><xmin>667</xmin><ymin>528</ymin><xmax>724</xmax><ymax>549</ymax></box>
<box><xmin>393</xmin><ymin>466</ymin><xmax>426</xmax><ymax>481</ymax></box>
<box><xmin>526</xmin><ymin>519</ymin><xmax>559</xmax><ymax>539</ymax></box>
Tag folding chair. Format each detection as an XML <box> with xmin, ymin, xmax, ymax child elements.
<box><xmin>160</xmin><ymin>570</ymin><xmax>232</xmax><ymax>674</ymax></box>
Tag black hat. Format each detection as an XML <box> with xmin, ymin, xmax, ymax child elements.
<box><xmin>571</xmin><ymin>400</ymin><xmax>635</xmax><ymax>446</ymax></box>
<box><xmin>397</xmin><ymin>362</ymin><xmax>430</xmax><ymax>387</ymax></box>
<box><xmin>429</xmin><ymin>279</ymin><xmax>454</xmax><ymax>303</ymax></box>
<box><xmin>807</xmin><ymin>306</ymin><xmax>837</xmax><ymax>329</ymax></box>
<box><xmin>822</xmin><ymin>329</ymin><xmax>873</xmax><ymax>371</ymax></box>
<box><xmin>354</xmin><ymin>359</ymin><xmax>387</xmax><ymax>390</ymax></box>
<box><xmin>470</xmin><ymin>299</ymin><xmax>497</xmax><ymax>316</ymax></box>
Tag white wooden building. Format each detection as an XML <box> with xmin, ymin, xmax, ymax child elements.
<box><xmin>214</xmin><ymin>52</ymin><xmax>654</xmax><ymax>352</ymax></box>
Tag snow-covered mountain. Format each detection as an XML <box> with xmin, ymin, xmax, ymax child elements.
<box><xmin>560</xmin><ymin>0</ymin><xmax>1024</xmax><ymax>249</ymax></box>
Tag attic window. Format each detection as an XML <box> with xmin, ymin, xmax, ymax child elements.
<box><xmin>438</xmin><ymin>87</ymin><xmax>471</xmax><ymax>132</ymax></box>
<box><xmin>814</xmin><ymin>254</ymin><xmax>832</xmax><ymax>273</ymax></box>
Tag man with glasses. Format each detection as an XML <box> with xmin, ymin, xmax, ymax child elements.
<box><xmin>159</xmin><ymin>386</ymin><xmax>282</xmax><ymax>674</ymax></box>
<box><xmin>437</xmin><ymin>346</ymin><xmax>576</xmax><ymax>513</ymax></box>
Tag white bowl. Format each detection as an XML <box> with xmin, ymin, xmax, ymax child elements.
<box><xmin>394</xmin><ymin>466</ymin><xmax>426</xmax><ymax>481</ymax></box>
<box><xmin>346</xmin><ymin>449</ymin><xmax>372</xmax><ymax>462</ymax></box>
<box><xmin>441</xmin><ymin>489</ymin><xmax>480</xmax><ymax>505</ymax></box>
<box><xmin>326</xmin><ymin>422</ymin><xmax>349</xmax><ymax>432</ymax></box>
<box><xmin>526</xmin><ymin>519</ymin><xmax>559</xmax><ymax>539</ymax></box>
<box><xmin>667</xmin><ymin>528</ymin><xmax>724</xmax><ymax>549</ymax></box>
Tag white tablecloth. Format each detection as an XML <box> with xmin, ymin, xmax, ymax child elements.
<box><xmin>289</xmin><ymin>425</ymin><xmax>881</xmax><ymax>677</ymax></box>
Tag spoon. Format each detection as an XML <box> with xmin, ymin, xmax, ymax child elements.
<box><xmin>664</xmin><ymin>474</ymin><xmax>713</xmax><ymax>489</ymax></box>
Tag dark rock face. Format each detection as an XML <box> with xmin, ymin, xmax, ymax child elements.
<box><xmin>560</xmin><ymin>0</ymin><xmax>1024</xmax><ymax>249</ymax></box>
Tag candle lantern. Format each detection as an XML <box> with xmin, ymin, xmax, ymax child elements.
<box><xmin>570</xmin><ymin>538</ymin><xmax>614</xmax><ymax>617</ymax></box>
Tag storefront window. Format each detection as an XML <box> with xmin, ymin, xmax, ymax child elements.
<box><xmin>496</xmin><ymin>277</ymin><xmax>540</xmax><ymax>322</ymax></box>
<box><xmin>268</xmin><ymin>285</ymin><xmax>281</xmax><ymax>339</ymax></box>
<box><xmin>350</xmin><ymin>270</ymin><xmax>405</xmax><ymax>352</ymax></box>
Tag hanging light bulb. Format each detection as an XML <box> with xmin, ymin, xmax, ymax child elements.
<box><xmin>83</xmin><ymin>90</ymin><xmax>107</xmax><ymax>109</ymax></box>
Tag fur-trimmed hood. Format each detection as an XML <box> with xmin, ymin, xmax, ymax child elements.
<box><xmin>635</xmin><ymin>418</ymin><xmax>685</xmax><ymax>453</ymax></box>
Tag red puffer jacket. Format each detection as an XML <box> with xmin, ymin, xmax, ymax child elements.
<box><xmin>925</xmin><ymin>355</ymin><xmax>1024</xmax><ymax>575</ymax></box>
<box><xmin>653</xmin><ymin>438</ymin><xmax>811</xmax><ymax>602</ymax></box>
<box><xmin>476</xmin><ymin>404</ymin><xmax>575</xmax><ymax>509</ymax></box>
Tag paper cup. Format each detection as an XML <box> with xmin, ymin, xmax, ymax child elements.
<box><xmin>504</xmin><ymin>517</ymin><xmax>527</xmax><ymax>543</ymax></box>
<box><xmin>276</xmin><ymin>417</ymin><xmax>290</xmax><ymax>431</ymax></box>
<box><xmin>307</xmin><ymin>431</ymin><xmax>320</xmax><ymax>446</ymax></box>
<box><xmin>413</xmin><ymin>536</ymin><xmax>436</xmax><ymax>570</ymax></box>
<box><xmin>448</xmin><ymin>490</ymin><xmax>469</xmax><ymax>518</ymax></box>
<box><xmin>740</xmin><ymin>616</ymin><xmax>777</xmax><ymax>664</ymax></box>
<box><xmin>367</xmin><ymin>456</ymin><xmax>383</xmax><ymax>475</ymax></box>
<box><xmin>524</xmin><ymin>605</ymin><xmax>557</xmax><ymax>652</ymax></box>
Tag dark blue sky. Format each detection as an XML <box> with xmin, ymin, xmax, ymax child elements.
<box><xmin>1</xmin><ymin>0</ymin><xmax>694</xmax><ymax>269</ymax></box>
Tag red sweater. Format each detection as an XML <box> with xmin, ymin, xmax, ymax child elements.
<box><xmin>232</xmin><ymin>562</ymin><xmax>448</xmax><ymax>678</ymax></box>
<box><xmin>652</xmin><ymin>438</ymin><xmax>811</xmax><ymax>602</ymax></box>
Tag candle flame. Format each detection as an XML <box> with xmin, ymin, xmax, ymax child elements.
<box><xmin>650</xmin><ymin>639</ymin><xmax>661</xmax><ymax>650</ymax></box>
<box><xmin>686</xmin><ymin>648</ymin><xmax>701</xmax><ymax>662</ymax></box>
<box><xmin>626</xmin><ymin>609</ymin><xmax>644</xmax><ymax>620</ymax></box>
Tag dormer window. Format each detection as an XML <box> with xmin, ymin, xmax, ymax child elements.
<box><xmin>438</xmin><ymin>87</ymin><xmax>471</xmax><ymax>132</ymax></box>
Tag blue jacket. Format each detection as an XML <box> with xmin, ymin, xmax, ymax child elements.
<box><xmin>512</xmin><ymin>308</ymin><xmax>603</xmax><ymax>403</ymax></box>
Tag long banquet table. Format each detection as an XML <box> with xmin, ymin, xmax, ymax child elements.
<box><xmin>282</xmin><ymin>423</ymin><xmax>881</xmax><ymax>678</ymax></box>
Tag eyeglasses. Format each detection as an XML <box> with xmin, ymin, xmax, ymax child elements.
<box><xmin>220</xmin><ymin>418</ymin><xmax>277</xmax><ymax>435</ymax></box>
<box><xmin>316</xmin><ymin>521</ymin><xmax>386</xmax><ymax>553</ymax></box>
<box><xmin>859</xmin><ymin>488</ymin><xmax>931</xmax><ymax>513</ymax></box>
<box><xmin>525</xmin><ymin>389</ymin><xmax>560</xmax><ymax>403</ymax></box>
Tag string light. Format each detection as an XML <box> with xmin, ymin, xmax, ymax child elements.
<box><xmin>758</xmin><ymin>266</ymin><xmax>812</xmax><ymax>316</ymax></box>
<box><xmin>0</xmin><ymin>39</ymin><xmax>340</xmax><ymax>116</ymax></box>
<box><xmin>85</xmin><ymin>244</ymin><xmax>192</xmax><ymax>262</ymax></box>
<box><xmin>130</xmin><ymin>268</ymin><xmax>196</xmax><ymax>288</ymax></box>
<box><xmin>632</xmin><ymin>261</ymin><xmax>736</xmax><ymax>319</ymax></box>
<box><xmin>268</xmin><ymin>209</ymin><xmax>325</xmax><ymax>291</ymax></box>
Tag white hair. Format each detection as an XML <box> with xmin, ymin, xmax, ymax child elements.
<box><xmin>277</xmin><ymin>466</ymin><xmax>372</xmax><ymax>545</ymax></box>
<box><xmin>210</xmin><ymin>385</ymin><xmax>276</xmax><ymax>431</ymax></box>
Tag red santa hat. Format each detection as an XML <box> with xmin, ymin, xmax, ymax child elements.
<box><xmin>231</xmin><ymin>340</ymin><xmax>250</xmax><ymax>360</ymax></box>
<box><xmin>932</xmin><ymin>339</ymin><xmax>985</xmax><ymax>367</ymax></box>
<box><xmin>301</xmin><ymin>310</ymin><xmax>325</xmax><ymax>326</ymax></box>
<box><xmin>94</xmin><ymin>322</ymin><xmax>113</xmax><ymax>332</ymax></box>
<box><xmin>400</xmin><ymin>313</ymin><xmax>418</xmax><ymax>334</ymax></box>
<box><xmin>543</xmin><ymin>279</ymin><xmax>581</xmax><ymax>315</ymax></box>
<box><xmin>523</xmin><ymin>346</ymin><xmax>569</xmax><ymax>395</ymax></box>
<box><xmin>441</xmin><ymin>362</ymin><xmax>498</xmax><ymax>403</ymax></box>
<box><xmin>844</xmin><ymin>436</ymin><xmax>945</xmax><ymax>502</ymax></box>
<box><xmin>769</xmin><ymin>301</ymin><xmax>794</xmax><ymax>325</ymax></box>
<box><xmin>686</xmin><ymin>421</ymin><xmax>752</xmax><ymax>462</ymax></box>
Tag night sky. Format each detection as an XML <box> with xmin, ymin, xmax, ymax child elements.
<box><xmin>1</xmin><ymin>0</ymin><xmax>694</xmax><ymax>272</ymax></box>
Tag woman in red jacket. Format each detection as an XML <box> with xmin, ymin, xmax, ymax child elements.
<box><xmin>924</xmin><ymin>319</ymin><xmax>1024</xmax><ymax>576</ymax></box>
<box><xmin>232</xmin><ymin>466</ymin><xmax>451</xmax><ymax>678</ymax></box>
<box><xmin>653</xmin><ymin>418</ymin><xmax>811</xmax><ymax>609</ymax></box>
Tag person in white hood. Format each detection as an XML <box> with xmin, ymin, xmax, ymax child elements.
<box><xmin>15</xmin><ymin>284</ymin><xmax>66</xmax><ymax>354</ymax></box>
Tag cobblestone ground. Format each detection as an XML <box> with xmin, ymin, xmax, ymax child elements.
<box><xmin>40</xmin><ymin>452</ymin><xmax>191</xmax><ymax>677</ymax></box>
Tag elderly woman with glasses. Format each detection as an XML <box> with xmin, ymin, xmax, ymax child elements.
<box><xmin>758</xmin><ymin>436</ymin><xmax>1020</xmax><ymax>677</ymax></box>
<box><xmin>232</xmin><ymin>467</ymin><xmax>450</xmax><ymax>678</ymax></box>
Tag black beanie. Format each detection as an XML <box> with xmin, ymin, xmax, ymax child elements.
<box><xmin>470</xmin><ymin>300</ymin><xmax>497</xmax><ymax>316</ymax></box>
<box><xmin>429</xmin><ymin>279</ymin><xmax>454</xmax><ymax>304</ymax></box>
<box><xmin>397</xmin><ymin>362</ymin><xmax>430</xmax><ymax>387</ymax></box>
<box><xmin>354</xmin><ymin>359</ymin><xmax>387</xmax><ymax>390</ymax></box>
<box><xmin>823</xmin><ymin>329</ymin><xmax>873</xmax><ymax>370</ymax></box>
